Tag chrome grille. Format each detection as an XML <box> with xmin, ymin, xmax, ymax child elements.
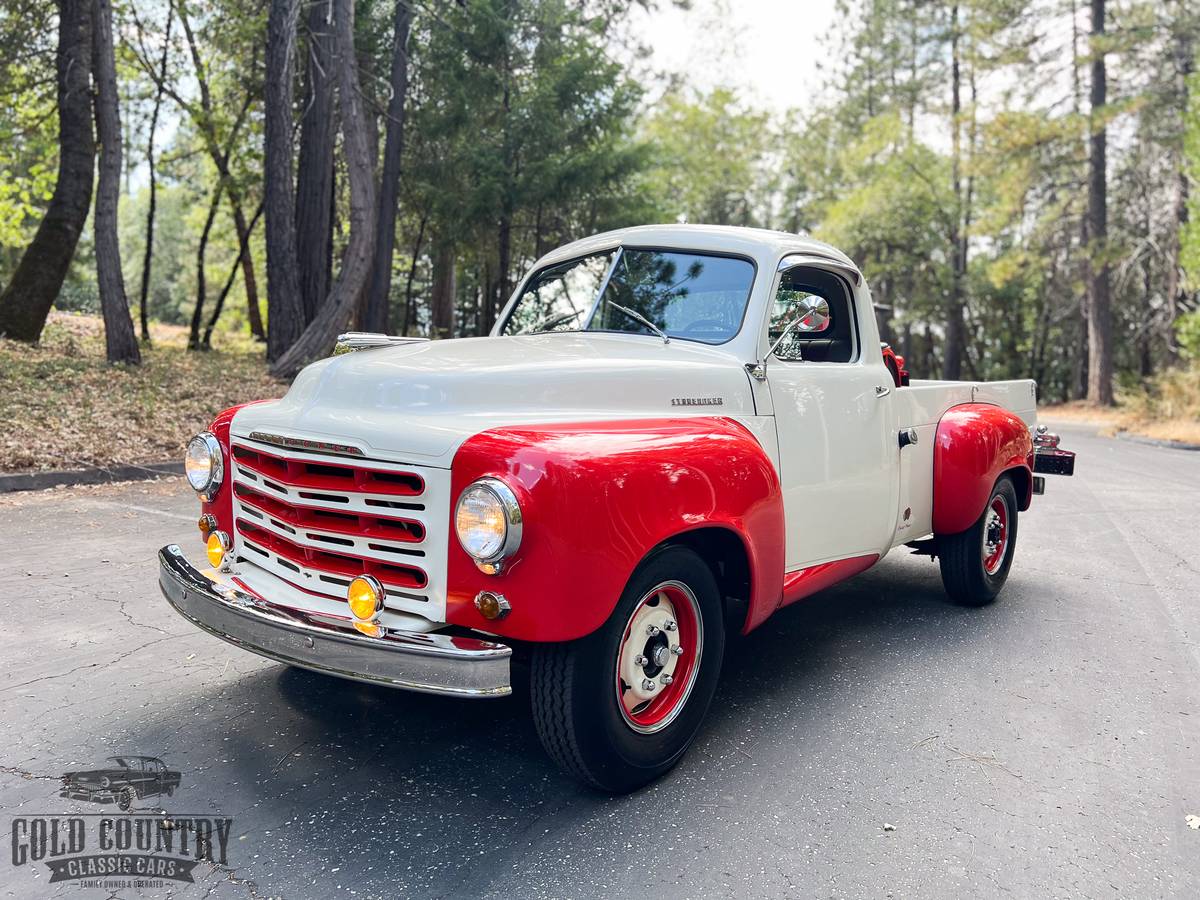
<box><xmin>228</xmin><ymin>437</ymin><xmax>449</xmax><ymax>623</ymax></box>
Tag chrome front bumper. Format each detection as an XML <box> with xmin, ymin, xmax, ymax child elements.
<box><xmin>157</xmin><ymin>545</ymin><xmax>511</xmax><ymax>697</ymax></box>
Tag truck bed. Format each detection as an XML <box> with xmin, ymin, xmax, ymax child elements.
<box><xmin>897</xmin><ymin>378</ymin><xmax>1038</xmax><ymax>429</ymax></box>
<box><xmin>890</xmin><ymin>378</ymin><xmax>1038</xmax><ymax>548</ymax></box>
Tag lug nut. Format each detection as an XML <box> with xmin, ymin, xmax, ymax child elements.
<box><xmin>641</xmin><ymin>678</ymin><xmax>656</xmax><ymax>691</ymax></box>
<box><xmin>635</xmin><ymin>654</ymin><xmax>648</xmax><ymax>667</ymax></box>
<box><xmin>646</xmin><ymin>624</ymin><xmax>659</xmax><ymax>636</ymax></box>
<box><xmin>661</xmin><ymin>674</ymin><xmax>673</xmax><ymax>685</ymax></box>
<box><xmin>664</xmin><ymin>619</ymin><xmax>677</xmax><ymax>632</ymax></box>
<box><xmin>672</xmin><ymin>645</ymin><xmax>684</xmax><ymax>656</ymax></box>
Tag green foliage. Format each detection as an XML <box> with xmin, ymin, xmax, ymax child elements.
<box><xmin>1177</xmin><ymin>310</ymin><xmax>1200</xmax><ymax>359</ymax></box>
<box><xmin>0</xmin><ymin>1</ymin><xmax>58</xmax><ymax>271</ymax></box>
<box><xmin>641</xmin><ymin>87</ymin><xmax>770</xmax><ymax>227</ymax></box>
<box><xmin>1183</xmin><ymin>64</ymin><xmax>1200</xmax><ymax>291</ymax></box>
<box><xmin>403</xmin><ymin>0</ymin><xmax>659</xmax><ymax>332</ymax></box>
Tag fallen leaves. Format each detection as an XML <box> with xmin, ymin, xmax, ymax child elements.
<box><xmin>0</xmin><ymin>312</ymin><xmax>282</xmax><ymax>473</ymax></box>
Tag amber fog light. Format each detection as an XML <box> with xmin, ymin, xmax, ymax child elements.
<box><xmin>474</xmin><ymin>591</ymin><xmax>511</xmax><ymax>621</ymax></box>
<box><xmin>347</xmin><ymin>575</ymin><xmax>385</xmax><ymax>622</ymax></box>
<box><xmin>205</xmin><ymin>531</ymin><xmax>230</xmax><ymax>568</ymax></box>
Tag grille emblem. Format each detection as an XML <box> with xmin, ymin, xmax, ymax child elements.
<box><xmin>248</xmin><ymin>431</ymin><xmax>365</xmax><ymax>456</ymax></box>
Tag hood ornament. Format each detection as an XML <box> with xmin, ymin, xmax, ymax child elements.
<box><xmin>335</xmin><ymin>332</ymin><xmax>431</xmax><ymax>354</ymax></box>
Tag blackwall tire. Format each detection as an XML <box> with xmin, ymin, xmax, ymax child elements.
<box><xmin>117</xmin><ymin>787</ymin><xmax>133</xmax><ymax>812</ymax></box>
<box><xmin>530</xmin><ymin>546</ymin><xmax>725</xmax><ymax>793</ymax></box>
<box><xmin>938</xmin><ymin>475</ymin><xmax>1019</xmax><ymax>606</ymax></box>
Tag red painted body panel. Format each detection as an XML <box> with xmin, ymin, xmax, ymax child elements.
<box><xmin>932</xmin><ymin>404</ymin><xmax>1033</xmax><ymax>535</ymax></box>
<box><xmin>444</xmin><ymin>417</ymin><xmax>785</xmax><ymax>642</ymax></box>
<box><xmin>781</xmin><ymin>554</ymin><xmax>880</xmax><ymax>607</ymax></box>
<box><xmin>200</xmin><ymin>402</ymin><xmax>270</xmax><ymax>541</ymax></box>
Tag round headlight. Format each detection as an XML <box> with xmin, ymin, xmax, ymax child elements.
<box><xmin>454</xmin><ymin>478</ymin><xmax>522</xmax><ymax>568</ymax></box>
<box><xmin>185</xmin><ymin>432</ymin><xmax>224</xmax><ymax>497</ymax></box>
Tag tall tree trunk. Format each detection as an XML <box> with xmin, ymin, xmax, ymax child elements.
<box><xmin>402</xmin><ymin>209</ymin><xmax>427</xmax><ymax>334</ymax></box>
<box><xmin>92</xmin><ymin>0</ymin><xmax>141</xmax><ymax>364</ymax></box>
<box><xmin>1165</xmin><ymin>8</ymin><xmax>1193</xmax><ymax>362</ymax></box>
<box><xmin>1086</xmin><ymin>0</ymin><xmax>1113</xmax><ymax>405</ymax></box>
<box><xmin>295</xmin><ymin>0</ymin><xmax>336</xmax><ymax>324</ymax></box>
<box><xmin>189</xmin><ymin>182</ymin><xmax>225</xmax><ymax>349</ymax></box>
<box><xmin>270</xmin><ymin>0</ymin><xmax>379</xmax><ymax>378</ymax></box>
<box><xmin>265</xmin><ymin>0</ymin><xmax>306</xmax><ymax>362</ymax></box>
<box><xmin>238</xmin><ymin>202</ymin><xmax>267</xmax><ymax>342</ymax></box>
<box><xmin>0</xmin><ymin>0</ymin><xmax>95</xmax><ymax>342</ymax></box>
<box><xmin>489</xmin><ymin>213</ymin><xmax>511</xmax><ymax>335</ymax></box>
<box><xmin>138</xmin><ymin>0</ymin><xmax>173</xmax><ymax>344</ymax></box>
<box><xmin>203</xmin><ymin>201</ymin><xmax>264</xmax><ymax>348</ymax></box>
<box><xmin>942</xmin><ymin>2</ymin><xmax>966</xmax><ymax>380</ymax></box>
<box><xmin>430</xmin><ymin>241</ymin><xmax>456</xmax><ymax>340</ymax></box>
<box><xmin>1070</xmin><ymin>0</ymin><xmax>1089</xmax><ymax>400</ymax></box>
<box><xmin>362</xmin><ymin>0</ymin><xmax>412</xmax><ymax>334</ymax></box>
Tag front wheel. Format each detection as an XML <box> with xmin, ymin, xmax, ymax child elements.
<box><xmin>530</xmin><ymin>546</ymin><xmax>725</xmax><ymax>793</ymax></box>
<box><xmin>937</xmin><ymin>475</ymin><xmax>1019</xmax><ymax>606</ymax></box>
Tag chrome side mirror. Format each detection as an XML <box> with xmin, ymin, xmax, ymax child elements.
<box><xmin>790</xmin><ymin>294</ymin><xmax>830</xmax><ymax>333</ymax></box>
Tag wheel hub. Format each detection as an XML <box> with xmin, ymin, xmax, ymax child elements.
<box><xmin>982</xmin><ymin>496</ymin><xmax>1009</xmax><ymax>575</ymax></box>
<box><xmin>614</xmin><ymin>581</ymin><xmax>702</xmax><ymax>734</ymax></box>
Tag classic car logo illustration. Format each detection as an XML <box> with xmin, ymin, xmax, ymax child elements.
<box><xmin>60</xmin><ymin>756</ymin><xmax>181</xmax><ymax>811</ymax></box>
<box><xmin>9</xmin><ymin>755</ymin><xmax>231</xmax><ymax>888</ymax></box>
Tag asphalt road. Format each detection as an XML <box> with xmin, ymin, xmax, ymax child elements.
<box><xmin>2</xmin><ymin>423</ymin><xmax>1198</xmax><ymax>899</ymax></box>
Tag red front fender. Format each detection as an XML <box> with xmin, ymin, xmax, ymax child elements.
<box><xmin>933</xmin><ymin>404</ymin><xmax>1033</xmax><ymax>535</ymax></box>
<box><xmin>445</xmin><ymin>418</ymin><xmax>785</xmax><ymax>642</ymax></box>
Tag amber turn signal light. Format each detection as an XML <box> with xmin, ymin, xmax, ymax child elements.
<box><xmin>474</xmin><ymin>591</ymin><xmax>511</xmax><ymax>621</ymax></box>
<box><xmin>347</xmin><ymin>575</ymin><xmax>385</xmax><ymax>622</ymax></box>
<box><xmin>205</xmin><ymin>531</ymin><xmax>230</xmax><ymax>568</ymax></box>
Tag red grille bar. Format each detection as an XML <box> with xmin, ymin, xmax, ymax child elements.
<box><xmin>232</xmin><ymin>444</ymin><xmax>424</xmax><ymax>496</ymax></box>
<box><xmin>237</xmin><ymin>520</ymin><xmax>427</xmax><ymax>590</ymax></box>
<box><xmin>234</xmin><ymin>481</ymin><xmax>424</xmax><ymax>543</ymax></box>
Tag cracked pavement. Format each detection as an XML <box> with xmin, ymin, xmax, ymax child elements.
<box><xmin>2</xmin><ymin>423</ymin><xmax>1199</xmax><ymax>898</ymax></box>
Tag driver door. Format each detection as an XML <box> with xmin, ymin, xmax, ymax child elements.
<box><xmin>765</xmin><ymin>263</ymin><xmax>898</xmax><ymax>570</ymax></box>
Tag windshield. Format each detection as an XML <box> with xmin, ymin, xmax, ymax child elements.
<box><xmin>500</xmin><ymin>248</ymin><xmax>755</xmax><ymax>344</ymax></box>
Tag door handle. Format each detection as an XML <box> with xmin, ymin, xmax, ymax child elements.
<box><xmin>875</xmin><ymin>385</ymin><xmax>891</xmax><ymax>398</ymax></box>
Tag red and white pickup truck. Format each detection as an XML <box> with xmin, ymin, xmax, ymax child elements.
<box><xmin>159</xmin><ymin>225</ymin><xmax>1075</xmax><ymax>792</ymax></box>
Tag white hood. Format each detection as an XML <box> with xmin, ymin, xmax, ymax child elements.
<box><xmin>232</xmin><ymin>333</ymin><xmax>757</xmax><ymax>466</ymax></box>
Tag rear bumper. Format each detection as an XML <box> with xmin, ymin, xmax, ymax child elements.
<box><xmin>157</xmin><ymin>545</ymin><xmax>511</xmax><ymax>697</ymax></box>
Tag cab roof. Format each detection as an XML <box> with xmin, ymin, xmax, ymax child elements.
<box><xmin>533</xmin><ymin>224</ymin><xmax>859</xmax><ymax>274</ymax></box>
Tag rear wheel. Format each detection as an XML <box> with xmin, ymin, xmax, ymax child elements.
<box><xmin>530</xmin><ymin>546</ymin><xmax>725</xmax><ymax>793</ymax></box>
<box><xmin>937</xmin><ymin>475</ymin><xmax>1018</xmax><ymax>606</ymax></box>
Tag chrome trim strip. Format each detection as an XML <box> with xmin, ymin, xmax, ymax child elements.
<box><xmin>246</xmin><ymin>431</ymin><xmax>367</xmax><ymax>458</ymax></box>
<box><xmin>158</xmin><ymin>545</ymin><xmax>511</xmax><ymax>697</ymax></box>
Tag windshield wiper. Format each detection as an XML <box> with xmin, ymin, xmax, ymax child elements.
<box><xmin>517</xmin><ymin>308</ymin><xmax>581</xmax><ymax>335</ymax></box>
<box><xmin>606</xmin><ymin>300</ymin><xmax>670</xmax><ymax>344</ymax></box>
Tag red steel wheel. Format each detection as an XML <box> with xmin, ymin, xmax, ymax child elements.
<box><xmin>981</xmin><ymin>494</ymin><xmax>1010</xmax><ymax>575</ymax></box>
<box><xmin>614</xmin><ymin>581</ymin><xmax>703</xmax><ymax>734</ymax></box>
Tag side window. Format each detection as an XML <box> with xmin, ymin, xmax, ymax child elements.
<box><xmin>768</xmin><ymin>266</ymin><xmax>857</xmax><ymax>363</ymax></box>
